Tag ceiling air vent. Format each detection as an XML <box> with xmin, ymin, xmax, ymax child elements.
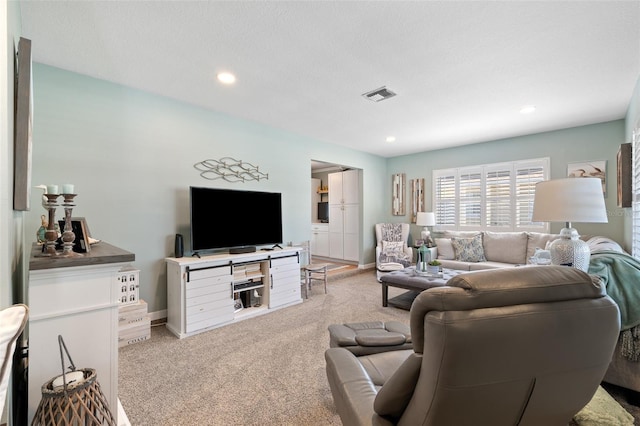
<box><xmin>362</xmin><ymin>86</ymin><xmax>397</xmax><ymax>102</ymax></box>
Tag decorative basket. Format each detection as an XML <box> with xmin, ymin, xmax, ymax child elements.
<box><xmin>31</xmin><ymin>336</ymin><xmax>116</xmax><ymax>426</ymax></box>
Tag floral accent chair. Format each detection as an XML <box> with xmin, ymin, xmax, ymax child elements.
<box><xmin>375</xmin><ymin>223</ymin><xmax>413</xmax><ymax>282</ymax></box>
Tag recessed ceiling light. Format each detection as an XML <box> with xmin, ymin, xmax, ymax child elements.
<box><xmin>520</xmin><ymin>105</ymin><xmax>536</xmax><ymax>114</ymax></box>
<box><xmin>217</xmin><ymin>72</ymin><xmax>236</xmax><ymax>85</ymax></box>
<box><xmin>386</xmin><ymin>136</ymin><xmax>396</xmax><ymax>143</ymax></box>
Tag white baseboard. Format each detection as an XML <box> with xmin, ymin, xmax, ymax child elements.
<box><xmin>118</xmin><ymin>399</ymin><xmax>131</xmax><ymax>426</ymax></box>
<box><xmin>149</xmin><ymin>309</ymin><xmax>167</xmax><ymax>323</ymax></box>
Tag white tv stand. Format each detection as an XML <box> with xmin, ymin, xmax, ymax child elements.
<box><xmin>165</xmin><ymin>247</ymin><xmax>302</xmax><ymax>339</ymax></box>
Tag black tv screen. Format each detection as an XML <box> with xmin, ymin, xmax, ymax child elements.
<box><xmin>318</xmin><ymin>202</ymin><xmax>329</xmax><ymax>222</ymax></box>
<box><xmin>190</xmin><ymin>187</ymin><xmax>283</xmax><ymax>252</ymax></box>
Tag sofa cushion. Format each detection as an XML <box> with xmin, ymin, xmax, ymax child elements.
<box><xmin>435</xmin><ymin>238</ymin><xmax>455</xmax><ymax>260</ymax></box>
<box><xmin>451</xmin><ymin>234</ymin><xmax>486</xmax><ymax>262</ymax></box>
<box><xmin>444</xmin><ymin>230</ymin><xmax>481</xmax><ymax>239</ymax></box>
<box><xmin>437</xmin><ymin>259</ymin><xmax>473</xmax><ymax>271</ymax></box>
<box><xmin>483</xmin><ymin>231</ymin><xmax>528</xmax><ymax>264</ymax></box>
<box><xmin>526</xmin><ymin>232</ymin><xmax>560</xmax><ymax>264</ymax></box>
<box><xmin>469</xmin><ymin>261</ymin><xmax>520</xmax><ymax>271</ymax></box>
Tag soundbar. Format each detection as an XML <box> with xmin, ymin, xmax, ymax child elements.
<box><xmin>229</xmin><ymin>246</ymin><xmax>257</xmax><ymax>254</ymax></box>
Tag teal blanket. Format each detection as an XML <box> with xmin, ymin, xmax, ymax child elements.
<box><xmin>588</xmin><ymin>251</ymin><xmax>640</xmax><ymax>331</ymax></box>
<box><xmin>589</xmin><ymin>251</ymin><xmax>640</xmax><ymax>361</ymax></box>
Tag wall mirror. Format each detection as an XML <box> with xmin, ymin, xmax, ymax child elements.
<box><xmin>392</xmin><ymin>173</ymin><xmax>405</xmax><ymax>216</ymax></box>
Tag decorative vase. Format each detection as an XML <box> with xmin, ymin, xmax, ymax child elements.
<box><xmin>415</xmin><ymin>244</ymin><xmax>429</xmax><ymax>274</ymax></box>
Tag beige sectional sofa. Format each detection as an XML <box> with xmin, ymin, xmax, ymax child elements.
<box><xmin>434</xmin><ymin>230</ymin><xmax>560</xmax><ymax>271</ymax></box>
<box><xmin>435</xmin><ymin>230</ymin><xmax>640</xmax><ymax>396</ymax></box>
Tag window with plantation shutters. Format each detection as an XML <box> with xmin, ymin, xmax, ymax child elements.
<box><xmin>434</xmin><ymin>171</ymin><xmax>456</xmax><ymax>226</ymax></box>
<box><xmin>515</xmin><ymin>163</ymin><xmax>546</xmax><ymax>229</ymax></box>
<box><xmin>486</xmin><ymin>166</ymin><xmax>512</xmax><ymax>228</ymax></box>
<box><xmin>459</xmin><ymin>170</ymin><xmax>482</xmax><ymax>227</ymax></box>
<box><xmin>432</xmin><ymin>157</ymin><xmax>549</xmax><ymax>232</ymax></box>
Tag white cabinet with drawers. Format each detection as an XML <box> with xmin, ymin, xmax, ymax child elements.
<box><xmin>166</xmin><ymin>247</ymin><xmax>301</xmax><ymax>339</ymax></box>
<box><xmin>310</xmin><ymin>223</ymin><xmax>329</xmax><ymax>257</ymax></box>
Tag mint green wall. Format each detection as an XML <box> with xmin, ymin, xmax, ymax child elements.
<box><xmin>23</xmin><ymin>62</ymin><xmax>640</xmax><ymax>314</ymax></box>
<box><xmin>387</xmin><ymin>120</ymin><xmax>627</xmax><ymax>248</ymax></box>
<box><xmin>27</xmin><ymin>64</ymin><xmax>387</xmax><ymax>313</ymax></box>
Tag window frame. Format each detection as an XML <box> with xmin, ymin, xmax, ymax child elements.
<box><xmin>632</xmin><ymin>125</ymin><xmax>640</xmax><ymax>258</ymax></box>
<box><xmin>432</xmin><ymin>157</ymin><xmax>550</xmax><ymax>232</ymax></box>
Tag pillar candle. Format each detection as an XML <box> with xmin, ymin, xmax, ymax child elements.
<box><xmin>61</xmin><ymin>184</ymin><xmax>75</xmax><ymax>194</ymax></box>
<box><xmin>46</xmin><ymin>185</ymin><xmax>58</xmax><ymax>194</ymax></box>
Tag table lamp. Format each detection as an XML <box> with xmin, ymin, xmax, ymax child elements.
<box><xmin>416</xmin><ymin>212</ymin><xmax>436</xmax><ymax>247</ymax></box>
<box><xmin>532</xmin><ymin>178</ymin><xmax>608</xmax><ymax>271</ymax></box>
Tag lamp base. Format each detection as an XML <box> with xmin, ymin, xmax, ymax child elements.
<box><xmin>548</xmin><ymin>227</ymin><xmax>590</xmax><ymax>272</ymax></box>
<box><xmin>421</xmin><ymin>228</ymin><xmax>434</xmax><ymax>247</ymax></box>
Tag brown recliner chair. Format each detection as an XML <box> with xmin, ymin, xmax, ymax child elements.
<box><xmin>325</xmin><ymin>266</ymin><xmax>620</xmax><ymax>425</ymax></box>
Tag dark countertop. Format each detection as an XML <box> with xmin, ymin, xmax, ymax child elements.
<box><xmin>29</xmin><ymin>241</ymin><xmax>135</xmax><ymax>271</ymax></box>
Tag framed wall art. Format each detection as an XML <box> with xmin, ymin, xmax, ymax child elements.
<box><xmin>567</xmin><ymin>160</ymin><xmax>606</xmax><ymax>196</ymax></box>
<box><xmin>410</xmin><ymin>178</ymin><xmax>425</xmax><ymax>223</ymax></box>
<box><xmin>14</xmin><ymin>37</ymin><xmax>33</xmax><ymax>211</ymax></box>
<box><xmin>392</xmin><ymin>173</ymin><xmax>405</xmax><ymax>216</ymax></box>
<box><xmin>617</xmin><ymin>143</ymin><xmax>632</xmax><ymax>208</ymax></box>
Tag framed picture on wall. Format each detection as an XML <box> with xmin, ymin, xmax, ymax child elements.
<box><xmin>13</xmin><ymin>37</ymin><xmax>33</xmax><ymax>211</ymax></box>
<box><xmin>567</xmin><ymin>160</ymin><xmax>606</xmax><ymax>196</ymax></box>
<box><xmin>392</xmin><ymin>173</ymin><xmax>406</xmax><ymax>216</ymax></box>
<box><xmin>410</xmin><ymin>178</ymin><xmax>425</xmax><ymax>223</ymax></box>
<box><xmin>617</xmin><ymin>143</ymin><xmax>632</xmax><ymax>207</ymax></box>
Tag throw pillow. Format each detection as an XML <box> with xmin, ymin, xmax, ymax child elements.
<box><xmin>380</xmin><ymin>240</ymin><xmax>411</xmax><ymax>267</ymax></box>
<box><xmin>451</xmin><ymin>234</ymin><xmax>486</xmax><ymax>262</ymax></box>
<box><xmin>435</xmin><ymin>238</ymin><xmax>455</xmax><ymax>260</ymax></box>
<box><xmin>382</xmin><ymin>240</ymin><xmax>405</xmax><ymax>256</ymax></box>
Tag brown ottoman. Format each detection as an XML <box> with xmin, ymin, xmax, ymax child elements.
<box><xmin>328</xmin><ymin>321</ymin><xmax>412</xmax><ymax>356</ymax></box>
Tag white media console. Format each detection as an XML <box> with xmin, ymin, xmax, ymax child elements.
<box><xmin>165</xmin><ymin>247</ymin><xmax>302</xmax><ymax>338</ymax></box>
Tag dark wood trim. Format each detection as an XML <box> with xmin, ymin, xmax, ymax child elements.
<box><xmin>29</xmin><ymin>241</ymin><xmax>135</xmax><ymax>271</ymax></box>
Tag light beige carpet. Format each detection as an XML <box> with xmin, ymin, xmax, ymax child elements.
<box><xmin>573</xmin><ymin>385</ymin><xmax>634</xmax><ymax>426</ymax></box>
<box><xmin>119</xmin><ymin>270</ymin><xmax>409</xmax><ymax>425</ymax></box>
<box><xmin>118</xmin><ymin>270</ymin><xmax>636</xmax><ymax>425</ymax></box>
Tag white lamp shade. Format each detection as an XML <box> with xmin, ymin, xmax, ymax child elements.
<box><xmin>532</xmin><ymin>178</ymin><xmax>608</xmax><ymax>224</ymax></box>
<box><xmin>416</xmin><ymin>211</ymin><xmax>436</xmax><ymax>227</ymax></box>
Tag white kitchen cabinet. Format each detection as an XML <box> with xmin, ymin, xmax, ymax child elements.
<box><xmin>328</xmin><ymin>170</ymin><xmax>360</xmax><ymax>262</ymax></box>
<box><xmin>311</xmin><ymin>223</ymin><xmax>329</xmax><ymax>257</ymax></box>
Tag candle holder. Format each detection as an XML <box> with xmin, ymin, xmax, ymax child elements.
<box><xmin>60</xmin><ymin>194</ymin><xmax>82</xmax><ymax>257</ymax></box>
<box><xmin>42</xmin><ymin>194</ymin><xmax>60</xmax><ymax>256</ymax></box>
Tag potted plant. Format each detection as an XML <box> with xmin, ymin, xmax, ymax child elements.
<box><xmin>427</xmin><ymin>259</ymin><xmax>441</xmax><ymax>274</ymax></box>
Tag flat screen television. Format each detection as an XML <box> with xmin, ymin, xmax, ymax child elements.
<box><xmin>318</xmin><ymin>202</ymin><xmax>329</xmax><ymax>223</ymax></box>
<box><xmin>190</xmin><ymin>186</ymin><xmax>283</xmax><ymax>253</ymax></box>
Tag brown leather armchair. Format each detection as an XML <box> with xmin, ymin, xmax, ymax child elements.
<box><xmin>325</xmin><ymin>266</ymin><xmax>620</xmax><ymax>425</ymax></box>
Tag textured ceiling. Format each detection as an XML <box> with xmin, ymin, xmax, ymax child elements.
<box><xmin>19</xmin><ymin>1</ymin><xmax>640</xmax><ymax>158</ymax></box>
